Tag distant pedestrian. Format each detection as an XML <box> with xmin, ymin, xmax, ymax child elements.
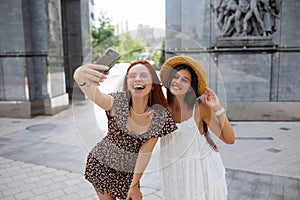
<box><xmin>159</xmin><ymin>56</ymin><xmax>235</xmax><ymax>200</ymax></box>
<box><xmin>74</xmin><ymin>60</ymin><xmax>177</xmax><ymax>200</ymax></box>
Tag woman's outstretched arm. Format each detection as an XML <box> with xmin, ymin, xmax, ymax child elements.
<box><xmin>73</xmin><ymin>64</ymin><xmax>113</xmax><ymax>110</ymax></box>
<box><xmin>126</xmin><ymin>138</ymin><xmax>158</xmax><ymax>200</ymax></box>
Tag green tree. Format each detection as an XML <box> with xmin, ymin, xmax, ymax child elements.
<box><xmin>91</xmin><ymin>13</ymin><xmax>147</xmax><ymax>64</ymax></box>
<box><xmin>91</xmin><ymin>13</ymin><xmax>119</xmax><ymax>55</ymax></box>
<box><xmin>152</xmin><ymin>41</ymin><xmax>166</xmax><ymax>70</ymax></box>
<box><xmin>114</xmin><ymin>32</ymin><xmax>146</xmax><ymax>63</ymax></box>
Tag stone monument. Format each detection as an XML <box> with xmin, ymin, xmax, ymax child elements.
<box><xmin>165</xmin><ymin>0</ymin><xmax>300</xmax><ymax>120</ymax></box>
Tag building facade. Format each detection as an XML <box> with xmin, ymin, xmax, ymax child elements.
<box><xmin>1</xmin><ymin>0</ymin><xmax>299</xmax><ymax>120</ymax></box>
<box><xmin>0</xmin><ymin>0</ymin><xmax>93</xmax><ymax>117</ymax></box>
<box><xmin>165</xmin><ymin>0</ymin><xmax>300</xmax><ymax>120</ymax></box>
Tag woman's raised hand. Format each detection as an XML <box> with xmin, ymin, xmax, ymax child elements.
<box><xmin>203</xmin><ymin>88</ymin><xmax>222</xmax><ymax>112</ymax></box>
<box><xmin>73</xmin><ymin>64</ymin><xmax>109</xmax><ymax>87</ymax></box>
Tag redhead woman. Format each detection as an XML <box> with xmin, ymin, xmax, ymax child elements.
<box><xmin>74</xmin><ymin>60</ymin><xmax>177</xmax><ymax>200</ymax></box>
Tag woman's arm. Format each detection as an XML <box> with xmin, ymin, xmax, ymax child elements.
<box><xmin>200</xmin><ymin>88</ymin><xmax>235</xmax><ymax>144</ymax></box>
<box><xmin>126</xmin><ymin>138</ymin><xmax>158</xmax><ymax>200</ymax></box>
<box><xmin>73</xmin><ymin>64</ymin><xmax>113</xmax><ymax>110</ymax></box>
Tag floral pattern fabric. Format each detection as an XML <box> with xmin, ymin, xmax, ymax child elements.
<box><xmin>85</xmin><ymin>92</ymin><xmax>177</xmax><ymax>199</ymax></box>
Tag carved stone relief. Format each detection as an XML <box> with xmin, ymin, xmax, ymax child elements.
<box><xmin>212</xmin><ymin>0</ymin><xmax>281</xmax><ymax>37</ymax></box>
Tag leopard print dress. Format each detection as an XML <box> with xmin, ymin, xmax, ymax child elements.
<box><xmin>85</xmin><ymin>92</ymin><xmax>177</xmax><ymax>199</ymax></box>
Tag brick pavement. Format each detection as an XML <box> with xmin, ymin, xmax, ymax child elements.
<box><xmin>0</xmin><ymin>100</ymin><xmax>300</xmax><ymax>200</ymax></box>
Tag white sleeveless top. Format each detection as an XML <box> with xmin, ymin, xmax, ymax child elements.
<box><xmin>159</xmin><ymin>105</ymin><xmax>228</xmax><ymax>200</ymax></box>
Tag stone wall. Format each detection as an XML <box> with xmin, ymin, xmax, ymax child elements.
<box><xmin>0</xmin><ymin>0</ymin><xmax>69</xmax><ymax>118</ymax></box>
<box><xmin>166</xmin><ymin>0</ymin><xmax>300</xmax><ymax>120</ymax></box>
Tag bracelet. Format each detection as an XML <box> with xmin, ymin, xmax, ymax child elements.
<box><xmin>214</xmin><ymin>107</ymin><xmax>226</xmax><ymax>116</ymax></box>
<box><xmin>79</xmin><ymin>82</ymin><xmax>87</xmax><ymax>86</ymax></box>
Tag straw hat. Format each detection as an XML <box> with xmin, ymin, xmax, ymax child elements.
<box><xmin>160</xmin><ymin>55</ymin><xmax>207</xmax><ymax>96</ymax></box>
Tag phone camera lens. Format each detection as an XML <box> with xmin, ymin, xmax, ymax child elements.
<box><xmin>106</xmin><ymin>49</ymin><xmax>112</xmax><ymax>56</ymax></box>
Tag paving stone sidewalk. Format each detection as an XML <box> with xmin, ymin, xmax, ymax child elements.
<box><xmin>0</xmin><ymin>100</ymin><xmax>299</xmax><ymax>200</ymax></box>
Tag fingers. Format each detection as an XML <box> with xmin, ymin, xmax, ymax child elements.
<box><xmin>204</xmin><ymin>95</ymin><xmax>211</xmax><ymax>105</ymax></box>
<box><xmin>86</xmin><ymin>70</ymin><xmax>107</xmax><ymax>82</ymax></box>
<box><xmin>86</xmin><ymin>64</ymin><xmax>110</xmax><ymax>72</ymax></box>
<box><xmin>204</xmin><ymin>88</ymin><xmax>215</xmax><ymax>102</ymax></box>
<box><xmin>203</xmin><ymin>88</ymin><xmax>223</xmax><ymax>111</ymax></box>
<box><xmin>204</xmin><ymin>89</ymin><xmax>212</xmax><ymax>102</ymax></box>
<box><xmin>204</xmin><ymin>88</ymin><xmax>219</xmax><ymax>102</ymax></box>
<box><xmin>126</xmin><ymin>188</ymin><xmax>143</xmax><ymax>200</ymax></box>
<box><xmin>126</xmin><ymin>196</ymin><xmax>142</xmax><ymax>200</ymax></box>
<box><xmin>205</xmin><ymin>87</ymin><xmax>216</xmax><ymax>96</ymax></box>
<box><xmin>76</xmin><ymin>64</ymin><xmax>109</xmax><ymax>86</ymax></box>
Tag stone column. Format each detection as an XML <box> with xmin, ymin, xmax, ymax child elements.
<box><xmin>0</xmin><ymin>0</ymin><xmax>69</xmax><ymax>118</ymax></box>
<box><xmin>61</xmin><ymin>0</ymin><xmax>92</xmax><ymax>99</ymax></box>
<box><xmin>165</xmin><ymin>0</ymin><xmax>182</xmax><ymax>53</ymax></box>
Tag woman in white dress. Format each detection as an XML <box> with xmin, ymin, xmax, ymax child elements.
<box><xmin>159</xmin><ymin>56</ymin><xmax>235</xmax><ymax>200</ymax></box>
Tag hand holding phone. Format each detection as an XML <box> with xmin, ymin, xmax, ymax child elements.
<box><xmin>94</xmin><ymin>47</ymin><xmax>121</xmax><ymax>74</ymax></box>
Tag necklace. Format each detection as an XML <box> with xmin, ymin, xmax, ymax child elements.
<box><xmin>131</xmin><ymin>107</ymin><xmax>150</xmax><ymax>117</ymax></box>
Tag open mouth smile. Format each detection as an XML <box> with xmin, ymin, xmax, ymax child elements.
<box><xmin>133</xmin><ymin>84</ymin><xmax>145</xmax><ymax>90</ymax></box>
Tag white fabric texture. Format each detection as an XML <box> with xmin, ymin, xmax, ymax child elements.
<box><xmin>159</xmin><ymin>106</ymin><xmax>228</xmax><ymax>200</ymax></box>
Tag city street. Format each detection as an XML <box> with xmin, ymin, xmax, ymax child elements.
<box><xmin>0</xmin><ymin>64</ymin><xmax>299</xmax><ymax>199</ymax></box>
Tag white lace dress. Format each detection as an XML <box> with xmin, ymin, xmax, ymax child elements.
<box><xmin>159</xmin><ymin>108</ymin><xmax>228</xmax><ymax>200</ymax></box>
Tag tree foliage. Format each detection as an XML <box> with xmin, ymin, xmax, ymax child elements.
<box><xmin>91</xmin><ymin>13</ymin><xmax>147</xmax><ymax>63</ymax></box>
<box><xmin>115</xmin><ymin>32</ymin><xmax>146</xmax><ymax>63</ymax></box>
<box><xmin>91</xmin><ymin>13</ymin><xmax>119</xmax><ymax>55</ymax></box>
<box><xmin>152</xmin><ymin>41</ymin><xmax>165</xmax><ymax>70</ymax></box>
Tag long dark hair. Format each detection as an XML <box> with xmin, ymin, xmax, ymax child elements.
<box><xmin>123</xmin><ymin>60</ymin><xmax>168</xmax><ymax>108</ymax></box>
<box><xmin>166</xmin><ymin>64</ymin><xmax>218</xmax><ymax>151</ymax></box>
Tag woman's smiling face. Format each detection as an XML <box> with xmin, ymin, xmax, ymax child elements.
<box><xmin>127</xmin><ymin>63</ymin><xmax>152</xmax><ymax>97</ymax></box>
<box><xmin>170</xmin><ymin>69</ymin><xmax>192</xmax><ymax>97</ymax></box>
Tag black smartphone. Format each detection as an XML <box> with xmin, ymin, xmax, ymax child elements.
<box><xmin>95</xmin><ymin>47</ymin><xmax>121</xmax><ymax>74</ymax></box>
